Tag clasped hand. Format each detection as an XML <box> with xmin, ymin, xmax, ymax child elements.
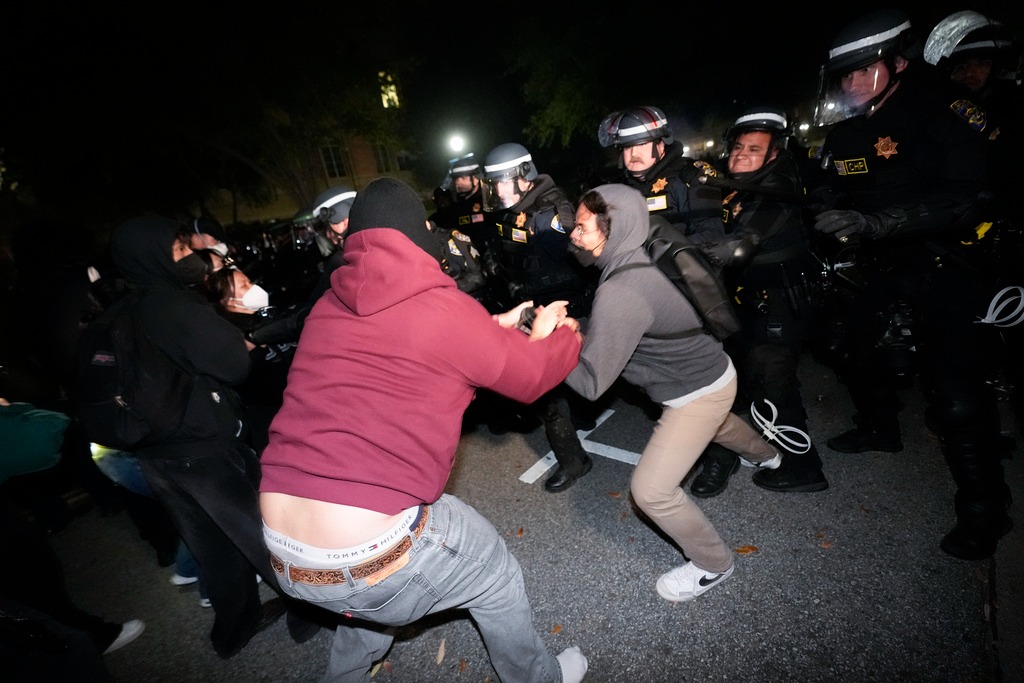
<box><xmin>813</xmin><ymin>209</ymin><xmax>883</xmax><ymax>242</ymax></box>
<box><xmin>492</xmin><ymin>300</ymin><xmax>579</xmax><ymax>340</ymax></box>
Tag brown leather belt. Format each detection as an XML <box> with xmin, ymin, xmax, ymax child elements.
<box><xmin>271</xmin><ymin>506</ymin><xmax>429</xmax><ymax>586</ymax></box>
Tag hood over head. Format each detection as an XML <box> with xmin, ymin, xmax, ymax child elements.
<box><xmin>590</xmin><ymin>184</ymin><xmax>650</xmax><ymax>271</ymax></box>
<box><xmin>110</xmin><ymin>215</ymin><xmax>188</xmax><ymax>290</ymax></box>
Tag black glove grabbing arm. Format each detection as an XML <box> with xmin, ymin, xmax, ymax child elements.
<box><xmin>813</xmin><ymin>208</ymin><xmax>905</xmax><ymax>243</ymax></box>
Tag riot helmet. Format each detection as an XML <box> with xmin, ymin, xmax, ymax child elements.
<box><xmin>482</xmin><ymin>143</ymin><xmax>537</xmax><ymax>210</ymax></box>
<box><xmin>813</xmin><ymin>9</ymin><xmax>919</xmax><ymax>127</ymax></box>
<box><xmin>597</xmin><ymin>106</ymin><xmax>673</xmax><ymax>148</ymax></box>
<box><xmin>311</xmin><ymin>186</ymin><xmax>358</xmax><ymax>227</ymax></box>
<box><xmin>446</xmin><ymin>153</ymin><xmax>482</xmax><ymax>198</ymax></box>
<box><xmin>724</xmin><ymin>106</ymin><xmax>790</xmax><ymax>175</ymax></box>
<box><xmin>725</xmin><ymin>106</ymin><xmax>789</xmax><ymax>146</ymax></box>
<box><xmin>925</xmin><ymin>11</ymin><xmax>1017</xmax><ymax>91</ymax></box>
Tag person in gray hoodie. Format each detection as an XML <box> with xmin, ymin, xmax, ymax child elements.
<box><xmin>563</xmin><ymin>184</ymin><xmax>780</xmax><ymax>602</ymax></box>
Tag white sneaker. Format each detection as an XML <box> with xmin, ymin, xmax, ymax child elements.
<box><xmin>199</xmin><ymin>598</ymin><xmax>212</xmax><ymax>608</ymax></box>
<box><xmin>556</xmin><ymin>646</ymin><xmax>588</xmax><ymax>683</ymax></box>
<box><xmin>738</xmin><ymin>452</ymin><xmax>782</xmax><ymax>470</ymax></box>
<box><xmin>169</xmin><ymin>573</ymin><xmax>198</xmax><ymax>586</ymax></box>
<box><xmin>103</xmin><ymin>619</ymin><xmax>145</xmax><ymax>654</ymax></box>
<box><xmin>656</xmin><ymin>562</ymin><xmax>734</xmax><ymax>602</ymax></box>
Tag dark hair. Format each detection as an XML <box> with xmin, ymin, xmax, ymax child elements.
<box><xmin>203</xmin><ymin>266</ymin><xmax>236</xmax><ymax>309</ymax></box>
<box><xmin>577</xmin><ymin>190</ymin><xmax>612</xmax><ymax>239</ymax></box>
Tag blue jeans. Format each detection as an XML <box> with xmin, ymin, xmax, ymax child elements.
<box><xmin>268</xmin><ymin>494</ymin><xmax>562</xmax><ymax>683</ymax></box>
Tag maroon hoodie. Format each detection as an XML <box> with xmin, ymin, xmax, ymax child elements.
<box><xmin>260</xmin><ymin>228</ymin><xmax>580</xmax><ymax>514</ymax></box>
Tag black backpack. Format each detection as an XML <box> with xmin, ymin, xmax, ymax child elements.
<box><xmin>73</xmin><ymin>293</ymin><xmax>194</xmax><ymax>451</ymax></box>
<box><xmin>606</xmin><ymin>216</ymin><xmax>742</xmax><ymax>342</ymax></box>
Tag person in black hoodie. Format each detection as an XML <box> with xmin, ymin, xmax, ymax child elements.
<box><xmin>109</xmin><ymin>216</ymin><xmax>319</xmax><ymax>658</ymax></box>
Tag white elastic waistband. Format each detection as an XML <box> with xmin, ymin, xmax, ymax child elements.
<box><xmin>263</xmin><ymin>505</ymin><xmax>421</xmax><ymax>568</ymax></box>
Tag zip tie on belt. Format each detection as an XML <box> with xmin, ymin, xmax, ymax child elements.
<box><xmin>975</xmin><ymin>286</ymin><xmax>1024</xmax><ymax>327</ymax></box>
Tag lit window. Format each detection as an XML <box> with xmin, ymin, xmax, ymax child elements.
<box><xmin>379</xmin><ymin>71</ymin><xmax>400</xmax><ymax>109</ymax></box>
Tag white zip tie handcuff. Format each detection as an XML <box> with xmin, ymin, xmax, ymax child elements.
<box><xmin>975</xmin><ymin>286</ymin><xmax>1024</xmax><ymax>327</ymax></box>
<box><xmin>750</xmin><ymin>399</ymin><xmax>812</xmax><ymax>454</ymax></box>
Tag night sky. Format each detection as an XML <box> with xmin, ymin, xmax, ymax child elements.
<box><xmin>3</xmin><ymin>1</ymin><xmax>1021</xmax><ymax>211</ymax></box>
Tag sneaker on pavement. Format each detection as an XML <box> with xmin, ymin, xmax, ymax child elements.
<box><xmin>738</xmin><ymin>452</ymin><xmax>782</xmax><ymax>470</ymax></box>
<box><xmin>103</xmin><ymin>619</ymin><xmax>145</xmax><ymax>654</ymax></box>
<box><xmin>656</xmin><ymin>562</ymin><xmax>734</xmax><ymax>602</ymax></box>
<box><xmin>556</xmin><ymin>646</ymin><xmax>589</xmax><ymax>683</ymax></box>
<box><xmin>170</xmin><ymin>573</ymin><xmax>198</xmax><ymax>586</ymax></box>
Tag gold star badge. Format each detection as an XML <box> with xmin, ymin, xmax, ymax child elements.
<box><xmin>515</xmin><ymin>212</ymin><xmax>527</xmax><ymax>228</ymax></box>
<box><xmin>874</xmin><ymin>136</ymin><xmax>898</xmax><ymax>159</ymax></box>
<box><xmin>651</xmin><ymin>178</ymin><xmax>668</xmax><ymax>193</ymax></box>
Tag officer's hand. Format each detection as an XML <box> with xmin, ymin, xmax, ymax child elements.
<box><xmin>813</xmin><ymin>209</ymin><xmax>883</xmax><ymax>243</ymax></box>
<box><xmin>678</xmin><ymin>162</ymin><xmax>703</xmax><ymax>186</ymax></box>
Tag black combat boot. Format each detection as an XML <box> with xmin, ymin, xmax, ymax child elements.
<box><xmin>542</xmin><ymin>394</ymin><xmax>592</xmax><ymax>493</ymax></box>
<box><xmin>690</xmin><ymin>445</ymin><xmax>739</xmax><ymax>498</ymax></box>
<box><xmin>826</xmin><ymin>414</ymin><xmax>903</xmax><ymax>453</ymax></box>
<box><xmin>753</xmin><ymin>444</ymin><xmax>829</xmax><ymax>493</ymax></box>
<box><xmin>939</xmin><ymin>440</ymin><xmax>1013</xmax><ymax>561</ymax></box>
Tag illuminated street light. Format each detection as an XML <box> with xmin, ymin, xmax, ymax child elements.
<box><xmin>449</xmin><ymin>135</ymin><xmax>465</xmax><ymax>153</ymax></box>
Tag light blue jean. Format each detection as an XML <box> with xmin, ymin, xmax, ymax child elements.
<box><xmin>267</xmin><ymin>494</ymin><xmax>562</xmax><ymax>683</ymax></box>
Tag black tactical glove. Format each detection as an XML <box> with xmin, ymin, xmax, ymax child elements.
<box><xmin>678</xmin><ymin>162</ymin><xmax>702</xmax><ymax>186</ymax></box>
<box><xmin>813</xmin><ymin>209</ymin><xmax>886</xmax><ymax>242</ymax></box>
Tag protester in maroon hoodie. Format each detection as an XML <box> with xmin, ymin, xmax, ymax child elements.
<box><xmin>259</xmin><ymin>177</ymin><xmax>589</xmax><ymax>682</ymax></box>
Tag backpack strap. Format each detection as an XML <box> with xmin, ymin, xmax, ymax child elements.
<box><xmin>603</xmin><ymin>262</ymin><xmax>702</xmax><ymax>340</ymax></box>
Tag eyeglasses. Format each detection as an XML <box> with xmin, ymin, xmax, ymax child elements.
<box><xmin>571</xmin><ymin>225</ymin><xmax>602</xmax><ymax>236</ymax></box>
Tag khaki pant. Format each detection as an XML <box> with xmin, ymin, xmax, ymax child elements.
<box><xmin>632</xmin><ymin>375</ymin><xmax>776</xmax><ymax>573</ymax></box>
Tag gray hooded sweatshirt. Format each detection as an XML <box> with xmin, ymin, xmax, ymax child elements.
<box><xmin>564</xmin><ymin>184</ymin><xmax>729</xmax><ymax>404</ymax></box>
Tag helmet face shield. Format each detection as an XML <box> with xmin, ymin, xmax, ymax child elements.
<box><xmin>482</xmin><ymin>143</ymin><xmax>536</xmax><ymax>209</ymax></box>
<box><xmin>814</xmin><ymin>9</ymin><xmax>915</xmax><ymax>127</ymax></box>
<box><xmin>813</xmin><ymin>58</ymin><xmax>894</xmax><ymax>127</ymax></box>
<box><xmin>483</xmin><ymin>176</ymin><xmax>524</xmax><ymax>210</ymax></box>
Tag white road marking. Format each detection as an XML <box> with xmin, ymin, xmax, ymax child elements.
<box><xmin>518</xmin><ymin>409</ymin><xmax>643</xmax><ymax>483</ymax></box>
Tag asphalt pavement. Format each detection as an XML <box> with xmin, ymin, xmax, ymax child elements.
<box><xmin>50</xmin><ymin>354</ymin><xmax>1022</xmax><ymax>682</ymax></box>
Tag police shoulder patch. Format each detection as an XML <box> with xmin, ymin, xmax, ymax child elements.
<box><xmin>551</xmin><ymin>215</ymin><xmax>565</xmax><ymax>233</ymax></box>
<box><xmin>451</xmin><ymin>229</ymin><xmax>472</xmax><ymax>243</ymax></box>
<box><xmin>950</xmin><ymin>98</ymin><xmax>987</xmax><ymax>133</ymax></box>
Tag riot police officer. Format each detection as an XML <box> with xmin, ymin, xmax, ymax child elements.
<box><xmin>480</xmin><ymin>142</ymin><xmax>595</xmax><ymax>492</ymax></box>
<box><xmin>811</xmin><ymin>9</ymin><xmax>1012</xmax><ymax>561</ymax></box>
<box><xmin>688</xmin><ymin>106</ymin><xmax>829</xmax><ymax>498</ymax></box>
<box><xmin>307</xmin><ymin>185</ymin><xmax>357</xmax><ymax>301</ymax></box>
<box><xmin>430</xmin><ymin>154</ymin><xmax>501</xmax><ymax>307</ymax></box>
<box><xmin>598</xmin><ymin>105</ymin><xmax>726</xmax><ymax>242</ymax></box>
<box><xmin>433</xmin><ymin>153</ymin><xmax>501</xmax><ymax>270</ymax></box>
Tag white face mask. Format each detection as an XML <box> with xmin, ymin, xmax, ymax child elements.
<box><xmin>209</xmin><ymin>242</ymin><xmax>230</xmax><ymax>257</ymax></box>
<box><xmin>234</xmin><ymin>284</ymin><xmax>269</xmax><ymax>311</ymax></box>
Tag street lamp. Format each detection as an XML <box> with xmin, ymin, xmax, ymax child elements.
<box><xmin>449</xmin><ymin>135</ymin><xmax>465</xmax><ymax>154</ymax></box>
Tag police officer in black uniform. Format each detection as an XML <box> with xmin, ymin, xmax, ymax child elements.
<box><xmin>430</xmin><ymin>154</ymin><xmax>500</xmax><ymax>306</ymax></box>
<box><xmin>433</xmin><ymin>154</ymin><xmax>501</xmax><ymax>266</ymax></box>
<box><xmin>480</xmin><ymin>142</ymin><xmax>594</xmax><ymax>492</ymax></box>
<box><xmin>598</xmin><ymin>105</ymin><xmax>726</xmax><ymax>242</ymax></box>
<box><xmin>688</xmin><ymin>106</ymin><xmax>830</xmax><ymax>498</ymax></box>
<box><xmin>811</xmin><ymin>9</ymin><xmax>1012</xmax><ymax>561</ymax></box>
